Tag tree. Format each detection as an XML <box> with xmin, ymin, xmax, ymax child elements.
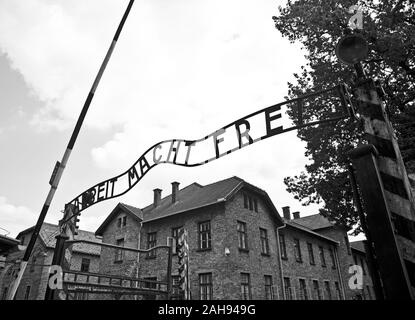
<box><xmin>272</xmin><ymin>0</ymin><xmax>415</xmax><ymax>233</ymax></box>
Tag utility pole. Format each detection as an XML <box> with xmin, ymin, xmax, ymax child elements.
<box><xmin>7</xmin><ymin>0</ymin><xmax>135</xmax><ymax>300</ymax></box>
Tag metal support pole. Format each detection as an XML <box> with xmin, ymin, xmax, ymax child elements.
<box><xmin>44</xmin><ymin>233</ymin><xmax>69</xmax><ymax>300</ymax></box>
<box><xmin>166</xmin><ymin>246</ymin><xmax>173</xmax><ymax>300</ymax></box>
<box><xmin>6</xmin><ymin>0</ymin><xmax>135</xmax><ymax>300</ymax></box>
<box><xmin>348</xmin><ymin>165</ymin><xmax>385</xmax><ymax>300</ymax></box>
<box><xmin>349</xmin><ymin>144</ymin><xmax>413</xmax><ymax>299</ymax></box>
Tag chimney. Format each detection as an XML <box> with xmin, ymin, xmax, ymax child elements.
<box><xmin>171</xmin><ymin>182</ymin><xmax>180</xmax><ymax>203</ymax></box>
<box><xmin>282</xmin><ymin>206</ymin><xmax>291</xmax><ymax>220</ymax></box>
<box><xmin>293</xmin><ymin>211</ymin><xmax>300</xmax><ymax>219</ymax></box>
<box><xmin>153</xmin><ymin>188</ymin><xmax>162</xmax><ymax>208</ymax></box>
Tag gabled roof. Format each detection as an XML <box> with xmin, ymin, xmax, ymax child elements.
<box><xmin>350</xmin><ymin>240</ymin><xmax>366</xmax><ymax>254</ymax></box>
<box><xmin>17</xmin><ymin>222</ymin><xmax>101</xmax><ymax>256</ymax></box>
<box><xmin>95</xmin><ymin>202</ymin><xmax>143</xmax><ymax>236</ymax></box>
<box><xmin>291</xmin><ymin>214</ymin><xmax>348</xmax><ymax>231</ymax></box>
<box><xmin>0</xmin><ymin>234</ymin><xmax>20</xmax><ymax>254</ymax></box>
<box><xmin>282</xmin><ymin>219</ymin><xmax>339</xmax><ymax>245</ymax></box>
<box><xmin>141</xmin><ymin>176</ymin><xmax>283</xmax><ymax>226</ymax></box>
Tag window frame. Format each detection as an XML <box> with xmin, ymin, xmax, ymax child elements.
<box><xmin>240</xmin><ymin>273</ymin><xmax>252</xmax><ymax>300</ymax></box>
<box><xmin>329</xmin><ymin>247</ymin><xmax>336</xmax><ymax>269</ymax></box>
<box><xmin>319</xmin><ymin>246</ymin><xmax>327</xmax><ymax>267</ymax></box>
<box><xmin>294</xmin><ymin>238</ymin><xmax>302</xmax><ymax>263</ymax></box>
<box><xmin>307</xmin><ymin>242</ymin><xmax>315</xmax><ymax>265</ymax></box>
<box><xmin>324</xmin><ymin>281</ymin><xmax>332</xmax><ymax>300</ymax></box>
<box><xmin>199</xmin><ymin>273</ymin><xmax>213</xmax><ymax>300</ymax></box>
<box><xmin>147</xmin><ymin>232</ymin><xmax>157</xmax><ymax>259</ymax></box>
<box><xmin>264</xmin><ymin>275</ymin><xmax>274</xmax><ymax>300</ymax></box>
<box><xmin>114</xmin><ymin>238</ymin><xmax>125</xmax><ymax>262</ymax></box>
<box><xmin>312</xmin><ymin>280</ymin><xmax>322</xmax><ymax>300</ymax></box>
<box><xmin>237</xmin><ymin>221</ymin><xmax>248</xmax><ymax>251</ymax></box>
<box><xmin>198</xmin><ymin>221</ymin><xmax>212</xmax><ymax>251</ymax></box>
<box><xmin>81</xmin><ymin>258</ymin><xmax>91</xmax><ymax>273</ymax></box>
<box><xmin>260</xmin><ymin>228</ymin><xmax>270</xmax><ymax>256</ymax></box>
<box><xmin>283</xmin><ymin>277</ymin><xmax>293</xmax><ymax>300</ymax></box>
<box><xmin>298</xmin><ymin>278</ymin><xmax>308</xmax><ymax>300</ymax></box>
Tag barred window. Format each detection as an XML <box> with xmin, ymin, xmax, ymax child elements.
<box><xmin>260</xmin><ymin>228</ymin><xmax>269</xmax><ymax>255</ymax></box>
<box><xmin>264</xmin><ymin>275</ymin><xmax>274</xmax><ymax>300</ymax></box>
<box><xmin>199</xmin><ymin>273</ymin><xmax>213</xmax><ymax>300</ymax></box>
<box><xmin>198</xmin><ymin>221</ymin><xmax>211</xmax><ymax>250</ymax></box>
<box><xmin>240</xmin><ymin>273</ymin><xmax>251</xmax><ymax>300</ymax></box>
<box><xmin>237</xmin><ymin>221</ymin><xmax>248</xmax><ymax>250</ymax></box>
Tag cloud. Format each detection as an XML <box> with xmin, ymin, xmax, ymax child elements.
<box><xmin>0</xmin><ymin>196</ymin><xmax>37</xmax><ymax>238</ymax></box>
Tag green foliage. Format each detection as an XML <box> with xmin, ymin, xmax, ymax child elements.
<box><xmin>273</xmin><ymin>0</ymin><xmax>415</xmax><ymax>233</ymax></box>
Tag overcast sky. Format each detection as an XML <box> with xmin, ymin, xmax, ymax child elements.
<box><xmin>0</xmin><ymin>0</ymin><xmax>332</xmax><ymax>238</ymax></box>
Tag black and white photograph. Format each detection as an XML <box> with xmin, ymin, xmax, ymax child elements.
<box><xmin>0</xmin><ymin>0</ymin><xmax>414</xmax><ymax>309</ymax></box>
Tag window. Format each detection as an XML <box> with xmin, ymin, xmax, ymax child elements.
<box><xmin>117</xmin><ymin>217</ymin><xmax>121</xmax><ymax>228</ymax></box>
<box><xmin>198</xmin><ymin>221</ymin><xmax>211</xmax><ymax>250</ymax></box>
<box><xmin>329</xmin><ymin>248</ymin><xmax>336</xmax><ymax>269</ymax></box>
<box><xmin>345</xmin><ymin>236</ymin><xmax>351</xmax><ymax>255</ymax></box>
<box><xmin>243</xmin><ymin>193</ymin><xmax>257</xmax><ymax>212</ymax></box>
<box><xmin>324</xmin><ymin>281</ymin><xmax>332</xmax><ymax>300</ymax></box>
<box><xmin>335</xmin><ymin>281</ymin><xmax>342</xmax><ymax>300</ymax></box>
<box><xmin>307</xmin><ymin>243</ymin><xmax>315</xmax><ymax>265</ymax></box>
<box><xmin>366</xmin><ymin>285</ymin><xmax>372</xmax><ymax>300</ymax></box>
<box><xmin>294</xmin><ymin>238</ymin><xmax>302</xmax><ymax>262</ymax></box>
<box><xmin>279</xmin><ymin>234</ymin><xmax>287</xmax><ymax>259</ymax></box>
<box><xmin>24</xmin><ymin>286</ymin><xmax>31</xmax><ymax>300</ymax></box>
<box><xmin>2</xmin><ymin>287</ymin><xmax>8</xmax><ymax>300</ymax></box>
<box><xmin>360</xmin><ymin>258</ymin><xmax>366</xmax><ymax>275</ymax></box>
<box><xmin>312</xmin><ymin>280</ymin><xmax>322</xmax><ymax>300</ymax></box>
<box><xmin>199</xmin><ymin>273</ymin><xmax>213</xmax><ymax>300</ymax></box>
<box><xmin>298</xmin><ymin>279</ymin><xmax>308</xmax><ymax>300</ymax></box>
<box><xmin>122</xmin><ymin>216</ymin><xmax>127</xmax><ymax>227</ymax></box>
<box><xmin>319</xmin><ymin>246</ymin><xmax>326</xmax><ymax>267</ymax></box>
<box><xmin>81</xmin><ymin>258</ymin><xmax>91</xmax><ymax>272</ymax></box>
<box><xmin>171</xmin><ymin>226</ymin><xmax>183</xmax><ymax>255</ymax></box>
<box><xmin>240</xmin><ymin>273</ymin><xmax>251</xmax><ymax>300</ymax></box>
<box><xmin>115</xmin><ymin>238</ymin><xmax>124</xmax><ymax>262</ymax></box>
<box><xmin>284</xmin><ymin>277</ymin><xmax>293</xmax><ymax>300</ymax></box>
<box><xmin>260</xmin><ymin>228</ymin><xmax>269</xmax><ymax>255</ymax></box>
<box><xmin>147</xmin><ymin>232</ymin><xmax>157</xmax><ymax>258</ymax></box>
<box><xmin>264</xmin><ymin>275</ymin><xmax>274</xmax><ymax>300</ymax></box>
<box><xmin>237</xmin><ymin>221</ymin><xmax>248</xmax><ymax>250</ymax></box>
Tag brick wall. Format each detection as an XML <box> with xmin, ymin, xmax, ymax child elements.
<box><xmin>279</xmin><ymin>225</ymin><xmax>343</xmax><ymax>300</ymax></box>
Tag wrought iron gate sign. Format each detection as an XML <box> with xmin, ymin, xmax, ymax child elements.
<box><xmin>66</xmin><ymin>84</ymin><xmax>353</xmax><ymax>216</ymax></box>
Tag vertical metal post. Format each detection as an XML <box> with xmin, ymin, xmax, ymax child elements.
<box><xmin>44</xmin><ymin>232</ymin><xmax>69</xmax><ymax>300</ymax></box>
<box><xmin>166</xmin><ymin>246</ymin><xmax>173</xmax><ymax>300</ymax></box>
<box><xmin>7</xmin><ymin>0</ymin><xmax>136</xmax><ymax>300</ymax></box>
<box><xmin>348</xmin><ymin>165</ymin><xmax>385</xmax><ymax>300</ymax></box>
<box><xmin>349</xmin><ymin>145</ymin><xmax>413</xmax><ymax>299</ymax></box>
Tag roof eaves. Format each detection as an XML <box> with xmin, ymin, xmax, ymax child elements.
<box><xmin>284</xmin><ymin>221</ymin><xmax>340</xmax><ymax>245</ymax></box>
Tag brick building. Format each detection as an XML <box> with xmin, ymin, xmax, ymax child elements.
<box><xmin>96</xmin><ymin>177</ymin><xmax>285</xmax><ymax>300</ymax></box>
<box><xmin>0</xmin><ymin>223</ymin><xmax>101</xmax><ymax>300</ymax></box>
<box><xmin>95</xmin><ymin>176</ymin><xmax>376</xmax><ymax>300</ymax></box>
